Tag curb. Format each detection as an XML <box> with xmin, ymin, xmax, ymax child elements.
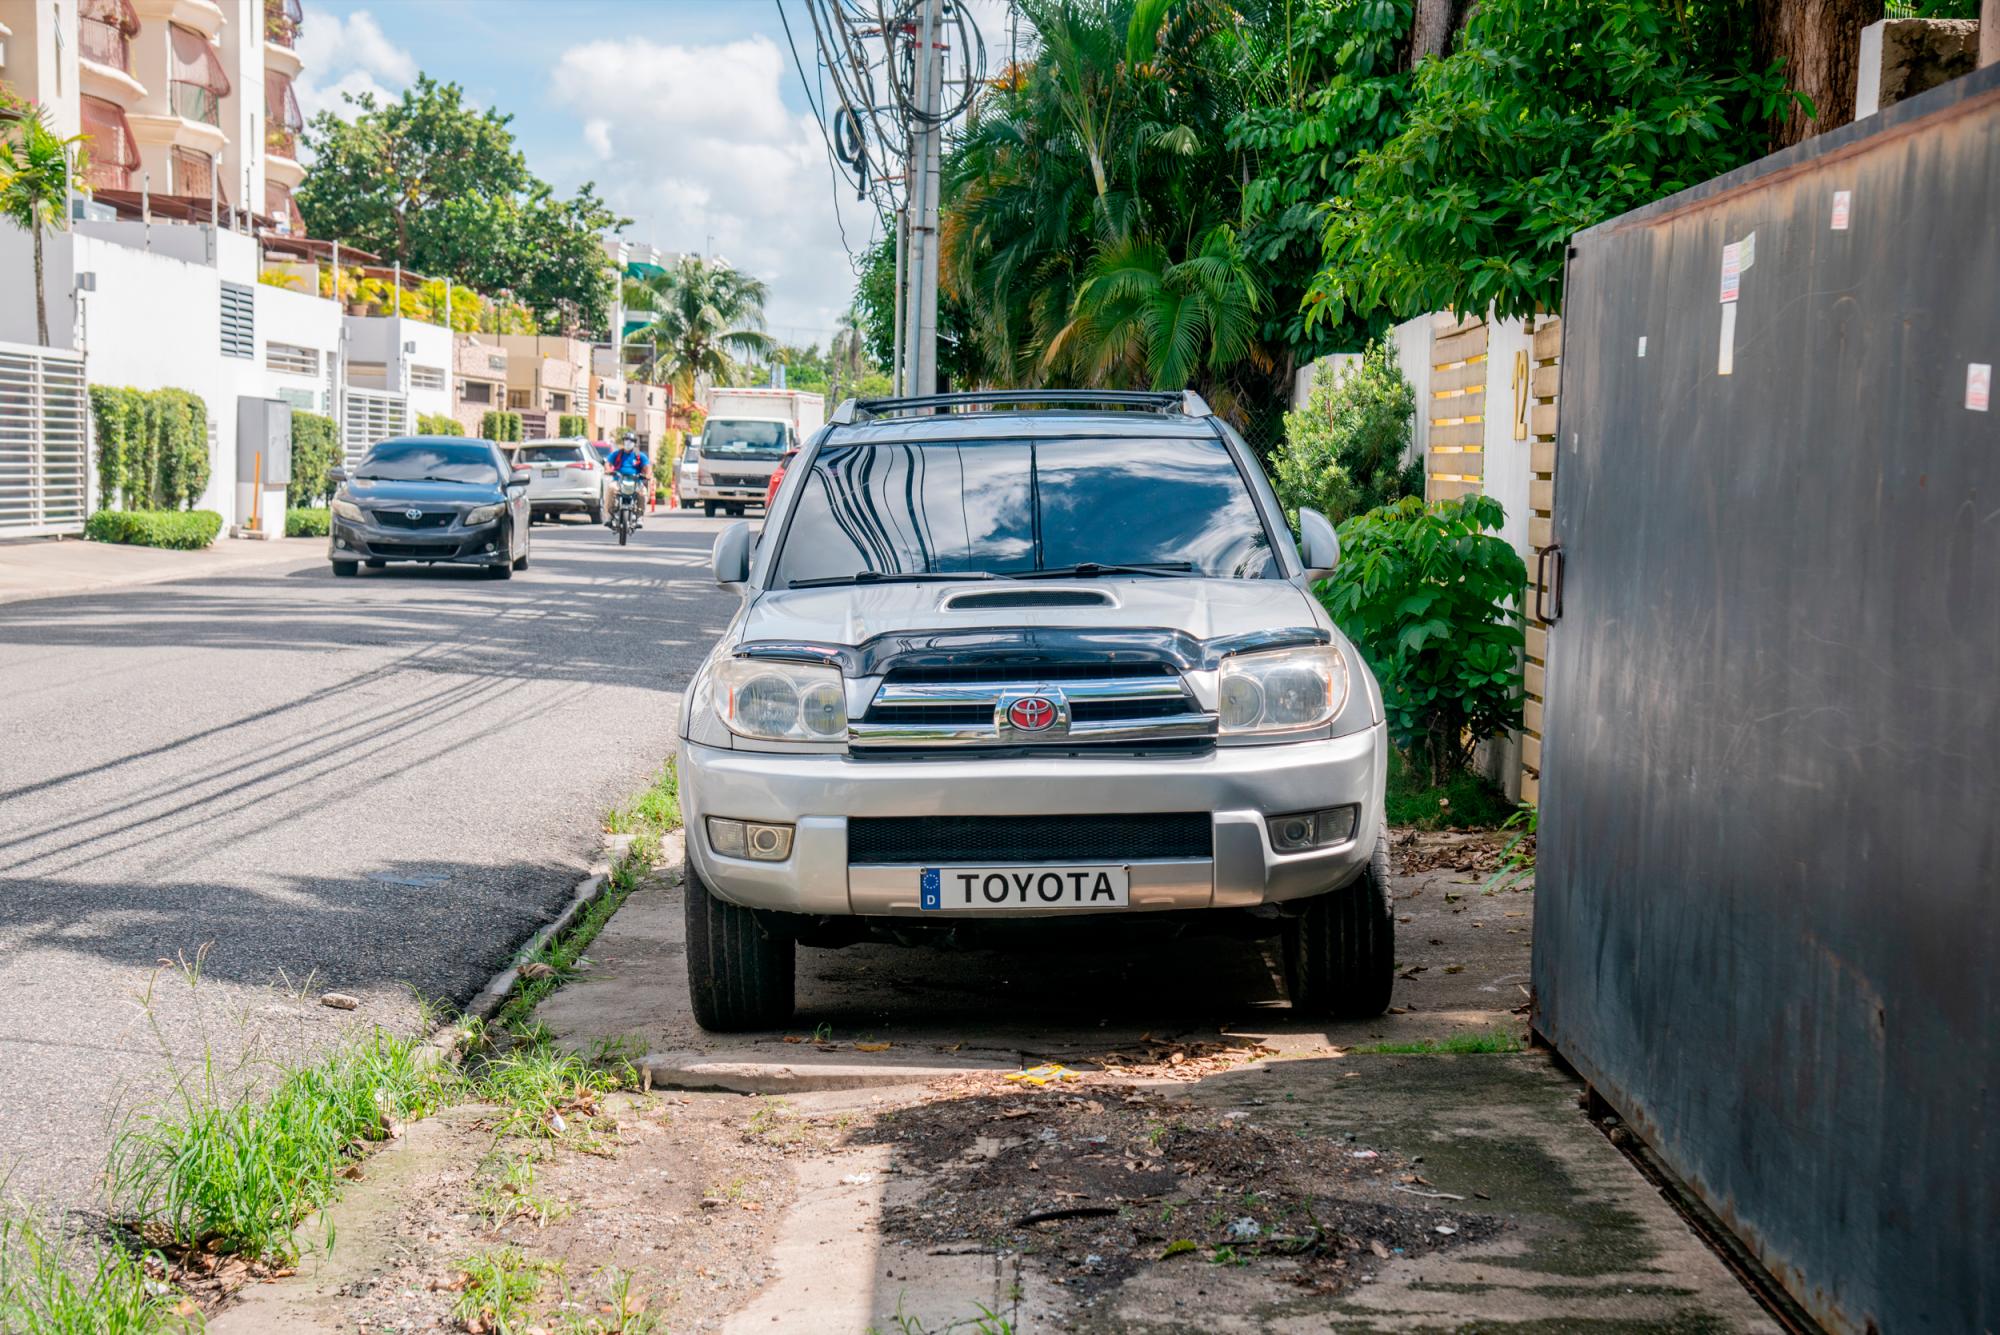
<box><xmin>640</xmin><ymin>1049</ymin><xmax>1018</xmax><ymax>1095</ymax></box>
<box><xmin>426</xmin><ymin>830</ymin><xmax>639</xmax><ymax>1058</ymax></box>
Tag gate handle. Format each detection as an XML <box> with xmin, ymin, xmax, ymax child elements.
<box><xmin>1535</xmin><ymin>543</ymin><xmax>1565</xmax><ymax>623</ymax></box>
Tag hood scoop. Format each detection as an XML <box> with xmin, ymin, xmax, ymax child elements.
<box><xmin>941</xmin><ymin>587</ymin><xmax>1115</xmax><ymax>611</ymax></box>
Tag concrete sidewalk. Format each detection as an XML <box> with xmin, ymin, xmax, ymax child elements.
<box><xmin>0</xmin><ymin>533</ymin><xmax>323</xmax><ymax>604</ymax></box>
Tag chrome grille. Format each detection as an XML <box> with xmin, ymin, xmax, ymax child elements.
<box><xmin>850</xmin><ymin>667</ymin><xmax>1215</xmax><ymax>748</ymax></box>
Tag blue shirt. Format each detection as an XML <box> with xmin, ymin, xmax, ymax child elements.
<box><xmin>609</xmin><ymin>448</ymin><xmax>650</xmax><ymax>476</ymax></box>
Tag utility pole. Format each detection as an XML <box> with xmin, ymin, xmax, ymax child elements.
<box><xmin>899</xmin><ymin>0</ymin><xmax>943</xmax><ymax>398</ymax></box>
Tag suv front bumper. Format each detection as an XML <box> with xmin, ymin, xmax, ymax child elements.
<box><xmin>678</xmin><ymin>727</ymin><xmax>1388</xmax><ymax>917</ymax></box>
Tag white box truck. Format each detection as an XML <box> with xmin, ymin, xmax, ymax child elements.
<box><xmin>689</xmin><ymin>388</ymin><xmax>826</xmax><ymax>516</ymax></box>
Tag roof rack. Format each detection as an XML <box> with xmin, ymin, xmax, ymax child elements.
<box><xmin>828</xmin><ymin>389</ymin><xmax>1213</xmax><ymax>425</ymax></box>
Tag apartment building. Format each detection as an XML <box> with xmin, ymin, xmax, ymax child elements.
<box><xmin>496</xmin><ymin>334</ymin><xmax>588</xmax><ymax>439</ymax></box>
<box><xmin>452</xmin><ymin>334</ymin><xmax>509</xmax><ymax>435</ymax></box>
<box><xmin>0</xmin><ymin>0</ymin><xmax>307</xmax><ymax>231</ymax></box>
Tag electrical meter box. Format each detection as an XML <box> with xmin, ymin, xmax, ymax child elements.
<box><xmin>237</xmin><ymin>398</ymin><xmax>293</xmax><ymax>485</ymax></box>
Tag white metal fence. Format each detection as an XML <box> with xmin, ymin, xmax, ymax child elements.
<box><xmin>0</xmin><ymin>342</ymin><xmax>91</xmax><ymax>537</ymax></box>
<box><xmin>341</xmin><ymin>389</ymin><xmax>409</xmax><ymax>464</ymax></box>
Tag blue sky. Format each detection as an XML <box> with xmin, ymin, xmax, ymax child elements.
<box><xmin>295</xmin><ymin>0</ymin><xmax>988</xmax><ymax>344</ymax></box>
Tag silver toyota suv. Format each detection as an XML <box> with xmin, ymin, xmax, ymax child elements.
<box><xmin>677</xmin><ymin>391</ymin><xmax>1391</xmax><ymax>1030</ymax></box>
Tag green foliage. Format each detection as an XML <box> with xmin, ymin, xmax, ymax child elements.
<box><xmin>556</xmin><ymin>413</ymin><xmax>589</xmax><ymax>438</ymax></box>
<box><xmin>856</xmin><ymin>234</ymin><xmax>984</xmax><ymax>391</ymax></box>
<box><xmin>481</xmin><ymin>410</ymin><xmax>524</xmax><ymax>443</ymax></box>
<box><xmin>450</xmin><ymin>1247</ymin><xmax>558</xmax><ymax>1332</ymax></box>
<box><xmin>1352</xmin><ymin>1030</ymin><xmax>1524</xmax><ymax>1055</ymax></box>
<box><xmin>0</xmin><ymin>1212</ymin><xmax>196</xmax><ymax>1334</ymax></box>
<box><xmin>1320</xmin><ymin>495</ymin><xmax>1525</xmax><ymax>784</ymax></box>
<box><xmin>88</xmin><ymin>385</ymin><xmax>209</xmax><ymax>510</ymax></box>
<box><xmin>624</xmin><ymin>256</ymin><xmax>773</xmax><ymax>400</ymax></box>
<box><xmin>0</xmin><ymin>104</ymin><xmax>89</xmax><ymax>345</ymax></box>
<box><xmin>86</xmin><ymin>507</ymin><xmax>222</xmax><ymax>549</ymax></box>
<box><xmin>1272</xmin><ymin>339</ymin><xmax>1421</xmax><ymax>527</ymax></box>
<box><xmin>1310</xmin><ymin>0</ymin><xmax>1792</xmax><ymax>324</ymax></box>
<box><xmin>297</xmin><ymin>75</ymin><xmax>627</xmax><ymax>334</ymax></box>
<box><xmin>285</xmin><ymin>507</ymin><xmax>329</xmax><ymax>538</ymax></box>
<box><xmin>1384</xmin><ymin>745</ymin><xmax>1517</xmax><ymax>830</ymax></box>
<box><xmin>288</xmin><ymin>409</ymin><xmax>341</xmax><ymax>508</ymax></box>
<box><xmin>417</xmin><ymin>412</ymin><xmax>465</xmax><ymax>436</ymax></box>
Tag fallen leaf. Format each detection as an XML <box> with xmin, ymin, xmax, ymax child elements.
<box><xmin>519</xmin><ymin>962</ymin><xmax>556</xmax><ymax>980</ymax></box>
<box><xmin>1444</xmin><ymin>964</ymin><xmax>1465</xmax><ymax>975</ymax></box>
<box><xmin>1371</xmin><ymin>1240</ymin><xmax>1391</xmax><ymax>1259</ymax></box>
<box><xmin>782</xmin><ymin>1035</ymin><xmax>805</xmax><ymax>1044</ymax></box>
<box><xmin>854</xmin><ymin>1041</ymin><xmax>892</xmax><ymax>1053</ymax></box>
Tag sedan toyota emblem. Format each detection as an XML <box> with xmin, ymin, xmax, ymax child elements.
<box><xmin>405</xmin><ymin>508</ymin><xmax>424</xmax><ymax>521</ymax></box>
<box><xmin>1007</xmin><ymin>696</ymin><xmax>1058</xmax><ymax>732</ymax></box>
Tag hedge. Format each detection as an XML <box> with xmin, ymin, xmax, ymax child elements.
<box><xmin>557</xmin><ymin>414</ymin><xmax>589</xmax><ymax>438</ymax></box>
<box><xmin>86</xmin><ymin>509</ymin><xmax>223</xmax><ymax>550</ymax></box>
<box><xmin>286</xmin><ymin>508</ymin><xmax>329</xmax><ymax>538</ymax></box>
<box><xmin>480</xmin><ymin>410</ymin><xmax>524</xmax><ymax>442</ymax></box>
<box><xmin>288</xmin><ymin>410</ymin><xmax>341</xmax><ymax>509</ymax></box>
<box><xmin>88</xmin><ymin>385</ymin><xmax>211</xmax><ymax>511</ymax></box>
<box><xmin>417</xmin><ymin>412</ymin><xmax>465</xmax><ymax>436</ymax></box>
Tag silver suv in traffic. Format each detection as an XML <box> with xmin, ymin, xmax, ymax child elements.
<box><xmin>677</xmin><ymin>391</ymin><xmax>1391</xmax><ymax>1030</ymax></box>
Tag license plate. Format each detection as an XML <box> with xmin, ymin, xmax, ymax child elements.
<box><xmin>920</xmin><ymin>865</ymin><xmax>1130</xmax><ymax>911</ymax></box>
<box><xmin>541</xmin><ymin>467</ymin><xmax>560</xmax><ymax>478</ymax></box>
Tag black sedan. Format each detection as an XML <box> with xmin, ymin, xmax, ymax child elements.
<box><xmin>326</xmin><ymin>437</ymin><xmax>531</xmax><ymax>579</ymax></box>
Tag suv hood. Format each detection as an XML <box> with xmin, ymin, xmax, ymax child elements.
<box><xmin>739</xmin><ymin>577</ymin><xmax>1326</xmax><ymax>649</ymax></box>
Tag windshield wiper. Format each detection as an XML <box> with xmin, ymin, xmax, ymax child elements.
<box><xmin>787</xmin><ymin>570</ymin><xmax>997</xmax><ymax>589</ymax></box>
<box><xmin>1013</xmin><ymin>561</ymin><xmax>1197</xmax><ymax>580</ymax></box>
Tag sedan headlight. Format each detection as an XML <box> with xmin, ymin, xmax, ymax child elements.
<box><xmin>712</xmin><ymin>657</ymin><xmax>847</xmax><ymax>742</ymax></box>
<box><xmin>1217</xmin><ymin>644</ymin><xmax>1348</xmax><ymax>735</ymax></box>
<box><xmin>330</xmin><ymin>498</ymin><xmax>365</xmax><ymax>522</ymax></box>
<box><xmin>464</xmin><ymin>502</ymin><xmax>505</xmax><ymax>525</ymax></box>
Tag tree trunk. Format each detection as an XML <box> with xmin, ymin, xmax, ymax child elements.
<box><xmin>1982</xmin><ymin>0</ymin><xmax>1999</xmax><ymax>69</ymax></box>
<box><xmin>32</xmin><ymin>224</ymin><xmax>48</xmax><ymax>347</ymax></box>
<box><xmin>1756</xmin><ymin>0</ymin><xmax>1886</xmax><ymax>149</ymax></box>
<box><xmin>1409</xmin><ymin>0</ymin><xmax>1473</xmax><ymax>68</ymax></box>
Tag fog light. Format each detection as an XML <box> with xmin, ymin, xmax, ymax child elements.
<box><xmin>706</xmin><ymin>817</ymin><xmax>794</xmax><ymax>862</ymax></box>
<box><xmin>484</xmin><ymin>543</ymin><xmax>496</xmax><ymax>552</ymax></box>
<box><xmin>1267</xmin><ymin>805</ymin><xmax>1360</xmax><ymax>852</ymax></box>
<box><xmin>335</xmin><ymin>538</ymin><xmax>350</xmax><ymax>549</ymax></box>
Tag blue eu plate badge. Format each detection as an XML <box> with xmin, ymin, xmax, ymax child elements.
<box><xmin>920</xmin><ymin>868</ymin><xmax>943</xmax><ymax>911</ymax></box>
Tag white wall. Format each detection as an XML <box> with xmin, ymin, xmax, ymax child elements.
<box><xmin>1482</xmin><ymin>316</ymin><xmax>1534</xmax><ymax>564</ymax></box>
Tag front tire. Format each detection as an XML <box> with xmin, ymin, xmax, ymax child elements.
<box><xmin>487</xmin><ymin>561</ymin><xmax>514</xmax><ymax>580</ymax></box>
<box><xmin>331</xmin><ymin>560</ymin><xmax>358</xmax><ymax>578</ymax></box>
<box><xmin>1283</xmin><ymin>821</ymin><xmax>1395</xmax><ymax>1020</ymax></box>
<box><xmin>685</xmin><ymin>860</ymin><xmax>795</xmax><ymax>1031</ymax></box>
<box><xmin>703</xmin><ymin>501</ymin><xmax>716</xmax><ymax>518</ymax></box>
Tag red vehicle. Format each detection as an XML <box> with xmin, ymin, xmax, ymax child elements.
<box><xmin>764</xmin><ymin>448</ymin><xmax>799</xmax><ymax>511</ymax></box>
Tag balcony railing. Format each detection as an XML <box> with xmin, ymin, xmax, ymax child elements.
<box><xmin>266</xmin><ymin>125</ymin><xmax>297</xmax><ymax>159</ymax></box>
<box><xmin>80</xmin><ymin>17</ymin><xmax>132</xmax><ymax>73</ymax></box>
<box><xmin>264</xmin><ymin>0</ymin><xmax>301</xmax><ymax>48</ymax></box>
<box><xmin>170</xmin><ymin>81</ymin><xmax>220</xmax><ymax>126</ymax></box>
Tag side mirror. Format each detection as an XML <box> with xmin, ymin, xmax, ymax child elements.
<box><xmin>712</xmin><ymin>520</ymin><xmax>753</xmax><ymax>587</ymax></box>
<box><xmin>1297</xmin><ymin>507</ymin><xmax>1339</xmax><ymax>582</ymax></box>
<box><xmin>506</xmin><ymin>469</ymin><xmax>532</xmax><ymax>491</ymax></box>
<box><xmin>327</xmin><ymin>467</ymin><xmax>348</xmax><ymax>484</ymax></box>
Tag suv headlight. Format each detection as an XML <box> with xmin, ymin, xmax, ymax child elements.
<box><xmin>331</xmin><ymin>498</ymin><xmax>365</xmax><ymax>522</ymax></box>
<box><xmin>464</xmin><ymin>502</ymin><xmax>505</xmax><ymax>525</ymax></box>
<box><xmin>1217</xmin><ymin>644</ymin><xmax>1347</xmax><ymax>735</ymax></box>
<box><xmin>712</xmin><ymin>657</ymin><xmax>847</xmax><ymax>742</ymax></box>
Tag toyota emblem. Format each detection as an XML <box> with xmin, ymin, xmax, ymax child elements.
<box><xmin>1007</xmin><ymin>696</ymin><xmax>1058</xmax><ymax>732</ymax></box>
<box><xmin>405</xmin><ymin>508</ymin><xmax>424</xmax><ymax>521</ymax></box>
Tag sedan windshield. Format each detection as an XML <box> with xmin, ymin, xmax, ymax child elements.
<box><xmin>769</xmin><ymin>435</ymin><xmax>1280</xmax><ymax>585</ymax></box>
<box><xmin>704</xmin><ymin>420</ymin><xmax>787</xmax><ymax>458</ymax></box>
<box><xmin>358</xmin><ymin>441</ymin><xmax>500</xmax><ymax>485</ymax></box>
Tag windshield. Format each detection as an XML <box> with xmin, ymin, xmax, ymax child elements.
<box><xmin>517</xmin><ymin>445</ymin><xmax>586</xmax><ymax>464</ymax></box>
<box><xmin>357</xmin><ymin>441</ymin><xmax>501</xmax><ymax>485</ymax></box>
<box><xmin>768</xmin><ymin>435</ymin><xmax>1279</xmax><ymax>585</ymax></box>
<box><xmin>704</xmin><ymin>420</ymin><xmax>787</xmax><ymax>458</ymax></box>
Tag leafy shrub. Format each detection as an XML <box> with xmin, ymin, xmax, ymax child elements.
<box><xmin>286</xmin><ymin>508</ymin><xmax>329</xmax><ymax>538</ymax></box>
<box><xmin>287</xmin><ymin>410</ymin><xmax>341</xmax><ymax>508</ymax></box>
<box><xmin>480</xmin><ymin>410</ymin><xmax>524</xmax><ymax>443</ymax></box>
<box><xmin>88</xmin><ymin>385</ymin><xmax>210</xmax><ymax>511</ymax></box>
<box><xmin>1272</xmin><ymin>340</ymin><xmax>1422</xmax><ymax>527</ymax></box>
<box><xmin>86</xmin><ymin>509</ymin><xmax>223</xmax><ymax>550</ymax></box>
<box><xmin>557</xmin><ymin>413</ymin><xmax>589</xmax><ymax>438</ymax></box>
<box><xmin>417</xmin><ymin>412</ymin><xmax>465</xmax><ymax>436</ymax></box>
<box><xmin>1319</xmin><ymin>495</ymin><xmax>1525</xmax><ymax>785</ymax></box>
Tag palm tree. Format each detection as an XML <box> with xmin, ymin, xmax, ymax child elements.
<box><xmin>829</xmin><ymin>304</ymin><xmax>867</xmax><ymax>400</ymax></box>
<box><xmin>0</xmin><ymin>108</ymin><xmax>89</xmax><ymax>347</ymax></box>
<box><xmin>622</xmin><ymin>255</ymin><xmax>775</xmax><ymax>401</ymax></box>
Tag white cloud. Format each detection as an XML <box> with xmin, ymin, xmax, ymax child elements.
<box><xmin>549</xmin><ymin>35</ymin><xmax>880</xmax><ymax>345</ymax></box>
<box><xmin>294</xmin><ymin>8</ymin><xmax>418</xmax><ymax>121</ymax></box>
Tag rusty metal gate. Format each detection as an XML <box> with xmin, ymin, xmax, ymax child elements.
<box><xmin>1534</xmin><ymin>64</ymin><xmax>2000</xmax><ymax>1334</ymax></box>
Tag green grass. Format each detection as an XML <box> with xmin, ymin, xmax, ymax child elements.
<box><xmin>603</xmin><ymin>762</ymin><xmax>680</xmax><ymax>845</ymax></box>
<box><xmin>1384</xmin><ymin>748</ymin><xmax>1516</xmax><ymax>830</ymax></box>
<box><xmin>1352</xmin><ymin>1030</ymin><xmax>1525</xmax><ymax>1055</ymax></box>
<box><xmin>451</xmin><ymin>1246</ymin><xmax>560</xmax><ymax>1332</ymax></box>
<box><xmin>0</xmin><ymin>1214</ymin><xmax>197</xmax><ymax>1334</ymax></box>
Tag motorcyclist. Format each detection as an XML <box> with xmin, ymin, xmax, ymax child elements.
<box><xmin>605</xmin><ymin>441</ymin><xmax>652</xmax><ymax>529</ymax></box>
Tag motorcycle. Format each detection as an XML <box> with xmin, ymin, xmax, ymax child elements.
<box><xmin>611</xmin><ymin>475</ymin><xmax>643</xmax><ymax>546</ymax></box>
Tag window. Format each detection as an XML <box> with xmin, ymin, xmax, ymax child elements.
<box><xmin>220</xmin><ymin>282</ymin><xmax>254</xmax><ymax>358</ymax></box>
<box><xmin>355</xmin><ymin>439</ymin><xmax>502</xmax><ymax>485</ymax></box>
<box><xmin>550</xmin><ymin>392</ymin><xmax>570</xmax><ymax>413</ymax></box>
<box><xmin>515</xmin><ymin>444</ymin><xmax>587</xmax><ymax>465</ymax></box>
<box><xmin>266</xmin><ymin>341</ymin><xmax>317</xmax><ymax>376</ymax></box>
<box><xmin>770</xmin><ymin>435</ymin><xmax>1280</xmax><ymax>587</ymax></box>
<box><xmin>410</xmin><ymin>365</ymin><xmax>445</xmax><ymax>391</ymax></box>
<box><xmin>506</xmin><ymin>389</ymin><xmax>532</xmax><ymax>410</ymax></box>
<box><xmin>461</xmin><ymin>380</ymin><xmax>493</xmax><ymax>405</ymax></box>
<box><xmin>703</xmin><ymin>419</ymin><xmax>788</xmax><ymax>459</ymax></box>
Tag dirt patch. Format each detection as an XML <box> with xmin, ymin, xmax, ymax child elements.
<box><xmin>844</xmin><ymin>1073</ymin><xmax>1502</xmax><ymax>1315</ymax></box>
<box><xmin>213</xmin><ymin>1090</ymin><xmax>791</xmax><ymax>1334</ymax></box>
<box><xmin>1392</xmin><ymin>826</ymin><xmax>1532</xmax><ymax>877</ymax></box>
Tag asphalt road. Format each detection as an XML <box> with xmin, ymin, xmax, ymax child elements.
<box><xmin>0</xmin><ymin>511</ymin><xmax>739</xmax><ymax>1212</ymax></box>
